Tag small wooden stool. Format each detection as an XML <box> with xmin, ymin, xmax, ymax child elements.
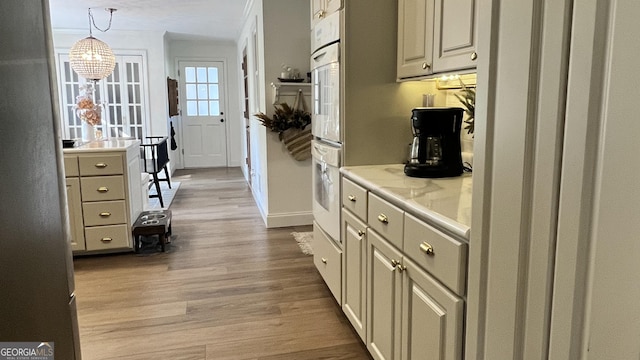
<box><xmin>132</xmin><ymin>210</ymin><xmax>172</xmax><ymax>253</ymax></box>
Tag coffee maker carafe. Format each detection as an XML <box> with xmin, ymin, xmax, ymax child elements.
<box><xmin>405</xmin><ymin>107</ymin><xmax>464</xmax><ymax>178</ymax></box>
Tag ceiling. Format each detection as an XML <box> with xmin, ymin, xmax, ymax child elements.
<box><xmin>48</xmin><ymin>0</ymin><xmax>251</xmax><ymax>41</ymax></box>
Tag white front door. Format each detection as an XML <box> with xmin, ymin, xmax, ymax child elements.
<box><xmin>180</xmin><ymin>61</ymin><xmax>227</xmax><ymax>168</ymax></box>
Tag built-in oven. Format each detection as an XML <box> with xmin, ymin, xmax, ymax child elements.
<box><xmin>311</xmin><ymin>139</ymin><xmax>341</xmax><ymax>243</ymax></box>
<box><xmin>311</xmin><ymin>11</ymin><xmax>342</xmax><ymax>244</ymax></box>
<box><xmin>311</xmin><ymin>42</ymin><xmax>340</xmax><ymax>144</ymax></box>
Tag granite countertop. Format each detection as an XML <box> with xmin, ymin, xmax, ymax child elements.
<box><xmin>341</xmin><ymin>164</ymin><xmax>472</xmax><ymax>240</ymax></box>
<box><xmin>63</xmin><ymin>139</ymin><xmax>141</xmax><ymax>153</ymax></box>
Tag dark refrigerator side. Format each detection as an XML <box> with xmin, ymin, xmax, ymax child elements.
<box><xmin>0</xmin><ymin>1</ymin><xmax>81</xmax><ymax>359</ymax></box>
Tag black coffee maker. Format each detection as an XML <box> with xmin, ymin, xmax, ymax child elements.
<box><xmin>404</xmin><ymin>107</ymin><xmax>464</xmax><ymax>178</ymax></box>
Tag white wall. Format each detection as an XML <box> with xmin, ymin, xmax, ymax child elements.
<box><xmin>237</xmin><ymin>0</ymin><xmax>313</xmax><ymax>227</ymax></box>
<box><xmin>166</xmin><ymin>39</ymin><xmax>242</xmax><ymax>168</ymax></box>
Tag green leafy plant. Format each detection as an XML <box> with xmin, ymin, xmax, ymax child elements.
<box><xmin>454</xmin><ymin>82</ymin><xmax>475</xmax><ymax>135</ymax></box>
<box><xmin>254</xmin><ymin>102</ymin><xmax>311</xmax><ymax>140</ymax></box>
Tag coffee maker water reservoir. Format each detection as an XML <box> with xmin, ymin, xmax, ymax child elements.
<box><xmin>405</xmin><ymin>107</ymin><xmax>464</xmax><ymax>178</ymax></box>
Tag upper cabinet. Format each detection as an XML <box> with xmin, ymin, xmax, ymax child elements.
<box><xmin>311</xmin><ymin>0</ymin><xmax>343</xmax><ymax>27</ymax></box>
<box><xmin>397</xmin><ymin>0</ymin><xmax>478</xmax><ymax>80</ymax></box>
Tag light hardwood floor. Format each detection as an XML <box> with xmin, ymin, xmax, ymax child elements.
<box><xmin>73</xmin><ymin>167</ymin><xmax>371</xmax><ymax>360</ymax></box>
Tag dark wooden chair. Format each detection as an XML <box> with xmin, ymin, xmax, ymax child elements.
<box><xmin>140</xmin><ymin>136</ymin><xmax>171</xmax><ymax>208</ymax></box>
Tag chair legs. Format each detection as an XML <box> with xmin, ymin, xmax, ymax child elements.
<box><xmin>163</xmin><ymin>165</ymin><xmax>172</xmax><ymax>189</ymax></box>
<box><xmin>151</xmin><ymin>173</ymin><xmax>164</xmax><ymax>208</ymax></box>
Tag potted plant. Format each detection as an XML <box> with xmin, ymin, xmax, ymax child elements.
<box><xmin>254</xmin><ymin>97</ymin><xmax>312</xmax><ymax>160</ymax></box>
<box><xmin>454</xmin><ymin>82</ymin><xmax>475</xmax><ymax>135</ymax></box>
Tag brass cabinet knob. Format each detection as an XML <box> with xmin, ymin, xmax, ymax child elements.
<box><xmin>420</xmin><ymin>242</ymin><xmax>434</xmax><ymax>255</ymax></box>
<box><xmin>357</xmin><ymin>229</ymin><xmax>365</xmax><ymax>237</ymax></box>
<box><xmin>348</xmin><ymin>195</ymin><xmax>357</xmax><ymax>202</ymax></box>
<box><xmin>101</xmin><ymin>237</ymin><xmax>113</xmax><ymax>242</ymax></box>
<box><xmin>471</xmin><ymin>52</ymin><xmax>478</xmax><ymax>61</ymax></box>
<box><xmin>97</xmin><ymin>187</ymin><xmax>109</xmax><ymax>193</ymax></box>
<box><xmin>391</xmin><ymin>259</ymin><xmax>399</xmax><ymax>268</ymax></box>
<box><xmin>397</xmin><ymin>264</ymin><xmax>407</xmax><ymax>272</ymax></box>
<box><xmin>95</xmin><ymin>163</ymin><xmax>108</xmax><ymax>168</ymax></box>
<box><xmin>377</xmin><ymin>214</ymin><xmax>389</xmax><ymax>224</ymax></box>
<box><xmin>321</xmin><ymin>257</ymin><xmax>327</xmax><ymax>264</ymax></box>
<box><xmin>317</xmin><ymin>10</ymin><xmax>326</xmax><ymax>18</ymax></box>
<box><xmin>422</xmin><ymin>62</ymin><xmax>431</xmax><ymax>69</ymax></box>
<box><xmin>99</xmin><ymin>212</ymin><xmax>112</xmax><ymax>217</ymax></box>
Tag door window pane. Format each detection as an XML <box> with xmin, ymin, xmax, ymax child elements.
<box><xmin>185</xmin><ymin>67</ymin><xmax>196</xmax><ymax>82</ymax></box>
<box><xmin>186</xmin><ymin>84</ymin><xmax>197</xmax><ymax>100</ymax></box>
<box><xmin>197</xmin><ymin>84</ymin><xmax>208</xmax><ymax>99</ymax></box>
<box><xmin>187</xmin><ymin>101</ymin><xmax>198</xmax><ymax>116</ymax></box>
<box><xmin>209</xmin><ymin>101</ymin><xmax>220</xmax><ymax>115</ymax></box>
<box><xmin>197</xmin><ymin>67</ymin><xmax>207</xmax><ymax>82</ymax></box>
<box><xmin>198</xmin><ymin>101</ymin><xmax>209</xmax><ymax>116</ymax></box>
<box><xmin>209</xmin><ymin>84</ymin><xmax>219</xmax><ymax>99</ymax></box>
<box><xmin>208</xmin><ymin>67</ymin><xmax>218</xmax><ymax>83</ymax></box>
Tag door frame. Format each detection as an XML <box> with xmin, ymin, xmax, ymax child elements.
<box><xmin>174</xmin><ymin>57</ymin><xmax>231</xmax><ymax>169</ymax></box>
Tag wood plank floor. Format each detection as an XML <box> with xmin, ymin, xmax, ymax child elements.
<box><xmin>73</xmin><ymin>168</ymin><xmax>371</xmax><ymax>360</ymax></box>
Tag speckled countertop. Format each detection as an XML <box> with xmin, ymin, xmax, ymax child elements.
<box><xmin>63</xmin><ymin>139</ymin><xmax>140</xmax><ymax>153</ymax></box>
<box><xmin>341</xmin><ymin>164</ymin><xmax>472</xmax><ymax>240</ymax></box>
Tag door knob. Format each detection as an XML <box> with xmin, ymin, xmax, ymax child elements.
<box><xmin>220</xmin><ymin>111</ymin><xmax>224</xmax><ymax>115</ymax></box>
<box><xmin>220</xmin><ymin>119</ymin><xmax>225</xmax><ymax>123</ymax></box>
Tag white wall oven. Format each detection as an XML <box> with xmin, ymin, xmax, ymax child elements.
<box><xmin>311</xmin><ymin>11</ymin><xmax>342</xmax><ymax>243</ymax></box>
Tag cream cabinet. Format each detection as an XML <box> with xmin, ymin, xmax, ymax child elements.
<box><xmin>397</xmin><ymin>0</ymin><xmax>477</xmax><ymax>79</ymax></box>
<box><xmin>313</xmin><ymin>222</ymin><xmax>343</xmax><ymax>304</ymax></box>
<box><xmin>63</xmin><ymin>140</ymin><xmax>143</xmax><ymax>254</ymax></box>
<box><xmin>339</xmin><ymin>168</ymin><xmax>469</xmax><ymax>360</ymax></box>
<box><xmin>64</xmin><ymin>155</ymin><xmax>85</xmax><ymax>252</ymax></box>
<box><xmin>311</xmin><ymin>0</ymin><xmax>342</xmax><ymax>27</ymax></box>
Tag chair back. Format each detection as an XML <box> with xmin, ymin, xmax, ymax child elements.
<box><xmin>140</xmin><ymin>136</ymin><xmax>169</xmax><ymax>173</ymax></box>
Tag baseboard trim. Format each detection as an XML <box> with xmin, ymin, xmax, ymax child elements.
<box><xmin>265</xmin><ymin>211</ymin><xmax>313</xmax><ymax>228</ymax></box>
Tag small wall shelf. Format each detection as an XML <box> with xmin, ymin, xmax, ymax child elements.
<box><xmin>271</xmin><ymin>82</ymin><xmax>311</xmax><ymax>104</ymax></box>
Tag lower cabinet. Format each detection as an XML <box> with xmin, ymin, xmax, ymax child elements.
<box><xmin>313</xmin><ymin>222</ymin><xmax>343</xmax><ymax>304</ymax></box>
<box><xmin>65</xmin><ymin>177</ymin><xmax>85</xmax><ymax>251</ymax></box>
<box><xmin>342</xmin><ymin>208</ymin><xmax>368</xmax><ymax>341</ymax></box>
<box><xmin>367</xmin><ymin>229</ymin><xmax>464</xmax><ymax>360</ymax></box>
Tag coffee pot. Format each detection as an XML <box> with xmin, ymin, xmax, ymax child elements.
<box><xmin>405</xmin><ymin>107</ymin><xmax>464</xmax><ymax>178</ymax></box>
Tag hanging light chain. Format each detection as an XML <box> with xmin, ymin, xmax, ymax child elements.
<box><xmin>88</xmin><ymin>8</ymin><xmax>116</xmax><ymax>35</ymax></box>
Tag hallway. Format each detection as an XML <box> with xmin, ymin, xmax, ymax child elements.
<box><xmin>73</xmin><ymin>168</ymin><xmax>370</xmax><ymax>359</ymax></box>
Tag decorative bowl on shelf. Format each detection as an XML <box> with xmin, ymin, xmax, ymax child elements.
<box><xmin>278</xmin><ymin>78</ymin><xmax>305</xmax><ymax>83</ymax></box>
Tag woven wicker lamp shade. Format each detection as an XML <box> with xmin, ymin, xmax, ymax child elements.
<box><xmin>69</xmin><ymin>36</ymin><xmax>116</xmax><ymax>81</ymax></box>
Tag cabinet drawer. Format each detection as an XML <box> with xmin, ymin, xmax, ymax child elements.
<box><xmin>83</xmin><ymin>200</ymin><xmax>127</xmax><ymax>226</ymax></box>
<box><xmin>368</xmin><ymin>193</ymin><xmax>404</xmax><ymax>249</ymax></box>
<box><xmin>64</xmin><ymin>155</ymin><xmax>79</xmax><ymax>177</ymax></box>
<box><xmin>84</xmin><ymin>224</ymin><xmax>130</xmax><ymax>251</ymax></box>
<box><xmin>404</xmin><ymin>213</ymin><xmax>468</xmax><ymax>295</ymax></box>
<box><xmin>342</xmin><ymin>177</ymin><xmax>368</xmax><ymax>221</ymax></box>
<box><xmin>80</xmin><ymin>176</ymin><xmax>126</xmax><ymax>201</ymax></box>
<box><xmin>313</xmin><ymin>222</ymin><xmax>342</xmax><ymax>304</ymax></box>
<box><xmin>79</xmin><ymin>154</ymin><xmax>124</xmax><ymax>176</ymax></box>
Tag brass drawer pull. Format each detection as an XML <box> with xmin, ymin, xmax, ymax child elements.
<box><xmin>471</xmin><ymin>52</ymin><xmax>478</xmax><ymax>61</ymax></box>
<box><xmin>321</xmin><ymin>257</ymin><xmax>327</xmax><ymax>264</ymax></box>
<box><xmin>348</xmin><ymin>195</ymin><xmax>357</xmax><ymax>202</ymax></box>
<box><xmin>377</xmin><ymin>214</ymin><xmax>389</xmax><ymax>224</ymax></box>
<box><xmin>357</xmin><ymin>230</ymin><xmax>365</xmax><ymax>237</ymax></box>
<box><xmin>420</xmin><ymin>242</ymin><xmax>434</xmax><ymax>255</ymax></box>
<box><xmin>95</xmin><ymin>163</ymin><xmax>108</xmax><ymax>168</ymax></box>
<box><xmin>97</xmin><ymin>187</ymin><xmax>109</xmax><ymax>193</ymax></box>
<box><xmin>99</xmin><ymin>212</ymin><xmax>112</xmax><ymax>217</ymax></box>
<box><xmin>101</xmin><ymin>237</ymin><xmax>113</xmax><ymax>242</ymax></box>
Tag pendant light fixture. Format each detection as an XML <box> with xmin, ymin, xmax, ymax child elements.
<box><xmin>69</xmin><ymin>8</ymin><xmax>117</xmax><ymax>81</ymax></box>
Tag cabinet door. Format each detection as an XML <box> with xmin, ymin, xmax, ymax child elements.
<box><xmin>367</xmin><ymin>230</ymin><xmax>403</xmax><ymax>360</ymax></box>
<box><xmin>402</xmin><ymin>258</ymin><xmax>464</xmax><ymax>360</ymax></box>
<box><xmin>432</xmin><ymin>0</ymin><xmax>477</xmax><ymax>73</ymax></box>
<box><xmin>311</xmin><ymin>0</ymin><xmax>326</xmax><ymax>27</ymax></box>
<box><xmin>66</xmin><ymin>178</ymin><xmax>85</xmax><ymax>251</ymax></box>
<box><xmin>342</xmin><ymin>209</ymin><xmax>368</xmax><ymax>342</ymax></box>
<box><xmin>397</xmin><ymin>0</ymin><xmax>435</xmax><ymax>79</ymax></box>
<box><xmin>325</xmin><ymin>0</ymin><xmax>342</xmax><ymax>14</ymax></box>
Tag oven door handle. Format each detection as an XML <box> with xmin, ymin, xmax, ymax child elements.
<box><xmin>312</xmin><ymin>50</ymin><xmax>327</xmax><ymax>63</ymax></box>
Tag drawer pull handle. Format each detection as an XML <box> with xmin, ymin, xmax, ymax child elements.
<box><xmin>95</xmin><ymin>163</ymin><xmax>108</xmax><ymax>168</ymax></box>
<box><xmin>99</xmin><ymin>212</ymin><xmax>112</xmax><ymax>217</ymax></box>
<box><xmin>348</xmin><ymin>195</ymin><xmax>357</xmax><ymax>202</ymax></box>
<box><xmin>101</xmin><ymin>237</ymin><xmax>113</xmax><ymax>242</ymax></box>
<box><xmin>97</xmin><ymin>187</ymin><xmax>109</xmax><ymax>193</ymax></box>
<box><xmin>321</xmin><ymin>257</ymin><xmax>327</xmax><ymax>264</ymax></box>
<box><xmin>357</xmin><ymin>229</ymin><xmax>365</xmax><ymax>237</ymax></box>
<box><xmin>420</xmin><ymin>242</ymin><xmax>434</xmax><ymax>255</ymax></box>
<box><xmin>377</xmin><ymin>214</ymin><xmax>389</xmax><ymax>224</ymax></box>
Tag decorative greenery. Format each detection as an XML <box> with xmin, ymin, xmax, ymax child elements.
<box><xmin>454</xmin><ymin>82</ymin><xmax>475</xmax><ymax>135</ymax></box>
<box><xmin>254</xmin><ymin>102</ymin><xmax>312</xmax><ymax>140</ymax></box>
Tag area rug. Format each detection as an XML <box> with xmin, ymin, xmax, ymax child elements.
<box><xmin>292</xmin><ymin>231</ymin><xmax>313</xmax><ymax>255</ymax></box>
<box><xmin>147</xmin><ymin>181</ymin><xmax>181</xmax><ymax>210</ymax></box>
